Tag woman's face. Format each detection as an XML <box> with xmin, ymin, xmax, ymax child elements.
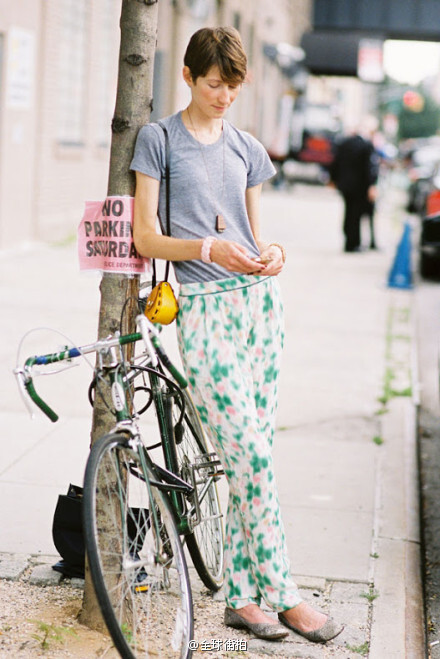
<box><xmin>184</xmin><ymin>65</ymin><xmax>242</xmax><ymax>119</ymax></box>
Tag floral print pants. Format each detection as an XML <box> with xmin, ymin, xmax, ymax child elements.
<box><xmin>177</xmin><ymin>274</ymin><xmax>302</xmax><ymax>611</ymax></box>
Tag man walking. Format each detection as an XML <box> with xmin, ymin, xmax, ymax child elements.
<box><xmin>330</xmin><ymin>125</ymin><xmax>379</xmax><ymax>252</ymax></box>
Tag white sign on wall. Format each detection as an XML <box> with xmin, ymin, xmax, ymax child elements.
<box><xmin>358</xmin><ymin>39</ymin><xmax>384</xmax><ymax>83</ymax></box>
<box><xmin>6</xmin><ymin>27</ymin><xmax>35</xmax><ymax>110</ymax></box>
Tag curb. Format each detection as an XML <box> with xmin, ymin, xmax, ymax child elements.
<box><xmin>369</xmin><ymin>291</ymin><xmax>425</xmax><ymax>658</ymax></box>
<box><xmin>0</xmin><ymin>552</ymin><xmax>84</xmax><ymax>590</ymax></box>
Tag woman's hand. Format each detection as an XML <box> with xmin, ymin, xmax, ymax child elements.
<box><xmin>255</xmin><ymin>244</ymin><xmax>285</xmax><ymax>276</ymax></box>
<box><xmin>210</xmin><ymin>240</ymin><xmax>266</xmax><ymax>274</ymax></box>
<box><xmin>210</xmin><ymin>240</ymin><xmax>285</xmax><ymax>276</ymax></box>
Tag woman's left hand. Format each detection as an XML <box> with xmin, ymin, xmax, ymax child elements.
<box><xmin>256</xmin><ymin>245</ymin><xmax>285</xmax><ymax>276</ymax></box>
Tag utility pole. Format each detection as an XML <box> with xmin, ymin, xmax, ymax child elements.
<box><xmin>81</xmin><ymin>0</ymin><xmax>158</xmax><ymax>628</ymax></box>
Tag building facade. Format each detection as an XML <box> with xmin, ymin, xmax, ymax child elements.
<box><xmin>0</xmin><ymin>0</ymin><xmax>311</xmax><ymax>249</ymax></box>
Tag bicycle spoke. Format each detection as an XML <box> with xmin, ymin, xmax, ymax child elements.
<box><xmin>173</xmin><ymin>392</ymin><xmax>224</xmax><ymax>591</ymax></box>
<box><xmin>83</xmin><ymin>433</ymin><xmax>193</xmax><ymax>658</ymax></box>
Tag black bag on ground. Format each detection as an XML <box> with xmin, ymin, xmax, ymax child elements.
<box><xmin>51</xmin><ymin>483</ymin><xmax>150</xmax><ymax>580</ymax></box>
<box><xmin>52</xmin><ymin>484</ymin><xmax>85</xmax><ymax>579</ymax></box>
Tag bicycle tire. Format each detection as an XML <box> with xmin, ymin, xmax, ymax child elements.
<box><xmin>83</xmin><ymin>432</ymin><xmax>193</xmax><ymax>659</ymax></box>
<box><xmin>173</xmin><ymin>391</ymin><xmax>225</xmax><ymax>592</ymax></box>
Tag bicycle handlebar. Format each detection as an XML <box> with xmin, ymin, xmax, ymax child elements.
<box><xmin>15</xmin><ymin>314</ymin><xmax>187</xmax><ymax>421</ymax></box>
<box><xmin>25</xmin><ymin>377</ymin><xmax>59</xmax><ymax>422</ymax></box>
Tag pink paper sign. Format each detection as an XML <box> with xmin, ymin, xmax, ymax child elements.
<box><xmin>78</xmin><ymin>196</ymin><xmax>149</xmax><ymax>274</ymax></box>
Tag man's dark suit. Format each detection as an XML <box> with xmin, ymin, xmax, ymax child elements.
<box><xmin>330</xmin><ymin>134</ymin><xmax>379</xmax><ymax>252</ymax></box>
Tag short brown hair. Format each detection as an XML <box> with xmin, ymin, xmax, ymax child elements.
<box><xmin>184</xmin><ymin>27</ymin><xmax>247</xmax><ymax>84</ymax></box>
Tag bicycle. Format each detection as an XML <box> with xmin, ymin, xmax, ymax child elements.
<box><xmin>14</xmin><ymin>311</ymin><xmax>225</xmax><ymax>659</ymax></box>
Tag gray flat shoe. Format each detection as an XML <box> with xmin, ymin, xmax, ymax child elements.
<box><xmin>224</xmin><ymin>607</ymin><xmax>289</xmax><ymax>640</ymax></box>
<box><xmin>278</xmin><ymin>612</ymin><xmax>344</xmax><ymax>643</ymax></box>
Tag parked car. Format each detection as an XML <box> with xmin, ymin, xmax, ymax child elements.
<box><xmin>420</xmin><ymin>214</ymin><xmax>440</xmax><ymax>278</ymax></box>
<box><xmin>419</xmin><ymin>166</ymin><xmax>440</xmax><ymax>278</ymax></box>
<box><xmin>405</xmin><ymin>142</ymin><xmax>440</xmax><ymax>216</ymax></box>
<box><xmin>291</xmin><ymin>102</ymin><xmax>340</xmax><ymax>167</ymax></box>
<box><xmin>269</xmin><ymin>102</ymin><xmax>341</xmax><ymax>187</ymax></box>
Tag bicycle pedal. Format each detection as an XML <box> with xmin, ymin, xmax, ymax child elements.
<box><xmin>133</xmin><ymin>583</ymin><xmax>150</xmax><ymax>594</ymax></box>
<box><xmin>192</xmin><ymin>452</ymin><xmax>224</xmax><ymax>479</ymax></box>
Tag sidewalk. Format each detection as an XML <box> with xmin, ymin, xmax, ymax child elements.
<box><xmin>0</xmin><ymin>181</ymin><xmax>424</xmax><ymax>657</ymax></box>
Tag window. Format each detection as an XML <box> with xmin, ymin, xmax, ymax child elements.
<box><xmin>95</xmin><ymin>0</ymin><xmax>119</xmax><ymax>147</ymax></box>
<box><xmin>57</xmin><ymin>0</ymin><xmax>87</xmax><ymax>145</ymax></box>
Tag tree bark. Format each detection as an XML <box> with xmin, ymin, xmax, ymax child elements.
<box><xmin>80</xmin><ymin>0</ymin><xmax>158</xmax><ymax>630</ymax></box>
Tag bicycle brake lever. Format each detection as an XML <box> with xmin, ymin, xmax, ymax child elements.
<box><xmin>13</xmin><ymin>368</ymin><xmax>35</xmax><ymax>419</ymax></box>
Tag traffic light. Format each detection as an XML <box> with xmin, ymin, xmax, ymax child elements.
<box><xmin>402</xmin><ymin>90</ymin><xmax>425</xmax><ymax>112</ymax></box>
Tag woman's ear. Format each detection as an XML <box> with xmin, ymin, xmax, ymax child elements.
<box><xmin>182</xmin><ymin>66</ymin><xmax>193</xmax><ymax>86</ymax></box>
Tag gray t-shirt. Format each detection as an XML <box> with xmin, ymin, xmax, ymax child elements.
<box><xmin>130</xmin><ymin>111</ymin><xmax>276</xmax><ymax>283</ymax></box>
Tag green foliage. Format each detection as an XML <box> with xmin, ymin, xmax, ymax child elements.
<box><xmin>398</xmin><ymin>91</ymin><xmax>440</xmax><ymax>139</ymax></box>
<box><xmin>378</xmin><ymin>367</ymin><xmax>412</xmax><ymax>405</ymax></box>
<box><xmin>346</xmin><ymin>642</ymin><xmax>369</xmax><ymax>655</ymax></box>
<box><xmin>121</xmin><ymin>622</ymin><xmax>134</xmax><ymax>644</ymax></box>
<box><xmin>378</xmin><ymin>366</ymin><xmax>395</xmax><ymax>405</ymax></box>
<box><xmin>393</xmin><ymin>386</ymin><xmax>412</xmax><ymax>397</ymax></box>
<box><xmin>360</xmin><ymin>588</ymin><xmax>379</xmax><ymax>602</ymax></box>
<box><xmin>29</xmin><ymin>620</ymin><xmax>77</xmax><ymax>650</ymax></box>
<box><xmin>373</xmin><ymin>436</ymin><xmax>384</xmax><ymax>446</ymax></box>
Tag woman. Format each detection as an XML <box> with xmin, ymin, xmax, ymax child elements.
<box><xmin>131</xmin><ymin>26</ymin><xmax>343</xmax><ymax>644</ymax></box>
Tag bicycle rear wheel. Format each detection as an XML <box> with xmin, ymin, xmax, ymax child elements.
<box><xmin>173</xmin><ymin>391</ymin><xmax>224</xmax><ymax>591</ymax></box>
<box><xmin>83</xmin><ymin>433</ymin><xmax>193</xmax><ymax>659</ymax></box>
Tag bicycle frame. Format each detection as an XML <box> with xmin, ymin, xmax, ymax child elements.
<box><xmin>116</xmin><ymin>358</ymin><xmax>223</xmax><ymax>536</ymax></box>
<box><xmin>14</xmin><ymin>314</ymin><xmax>220</xmax><ymax>536</ymax></box>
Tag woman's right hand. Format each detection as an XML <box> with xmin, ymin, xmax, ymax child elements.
<box><xmin>210</xmin><ymin>240</ymin><xmax>266</xmax><ymax>274</ymax></box>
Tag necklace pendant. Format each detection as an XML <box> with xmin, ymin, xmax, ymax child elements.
<box><xmin>216</xmin><ymin>214</ymin><xmax>226</xmax><ymax>233</ymax></box>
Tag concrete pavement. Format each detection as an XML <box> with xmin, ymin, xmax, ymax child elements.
<box><xmin>0</xmin><ymin>179</ymin><xmax>424</xmax><ymax>657</ymax></box>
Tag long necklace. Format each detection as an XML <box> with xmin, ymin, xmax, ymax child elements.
<box><xmin>187</xmin><ymin>107</ymin><xmax>226</xmax><ymax>233</ymax></box>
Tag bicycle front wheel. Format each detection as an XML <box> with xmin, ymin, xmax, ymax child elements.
<box><xmin>174</xmin><ymin>391</ymin><xmax>224</xmax><ymax>591</ymax></box>
<box><xmin>83</xmin><ymin>433</ymin><xmax>193</xmax><ymax>659</ymax></box>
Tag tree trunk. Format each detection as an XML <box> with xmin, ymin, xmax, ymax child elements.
<box><xmin>80</xmin><ymin>0</ymin><xmax>158</xmax><ymax>630</ymax></box>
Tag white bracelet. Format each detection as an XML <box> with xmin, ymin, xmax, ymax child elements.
<box><xmin>268</xmin><ymin>242</ymin><xmax>286</xmax><ymax>263</ymax></box>
<box><xmin>201</xmin><ymin>236</ymin><xmax>217</xmax><ymax>264</ymax></box>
